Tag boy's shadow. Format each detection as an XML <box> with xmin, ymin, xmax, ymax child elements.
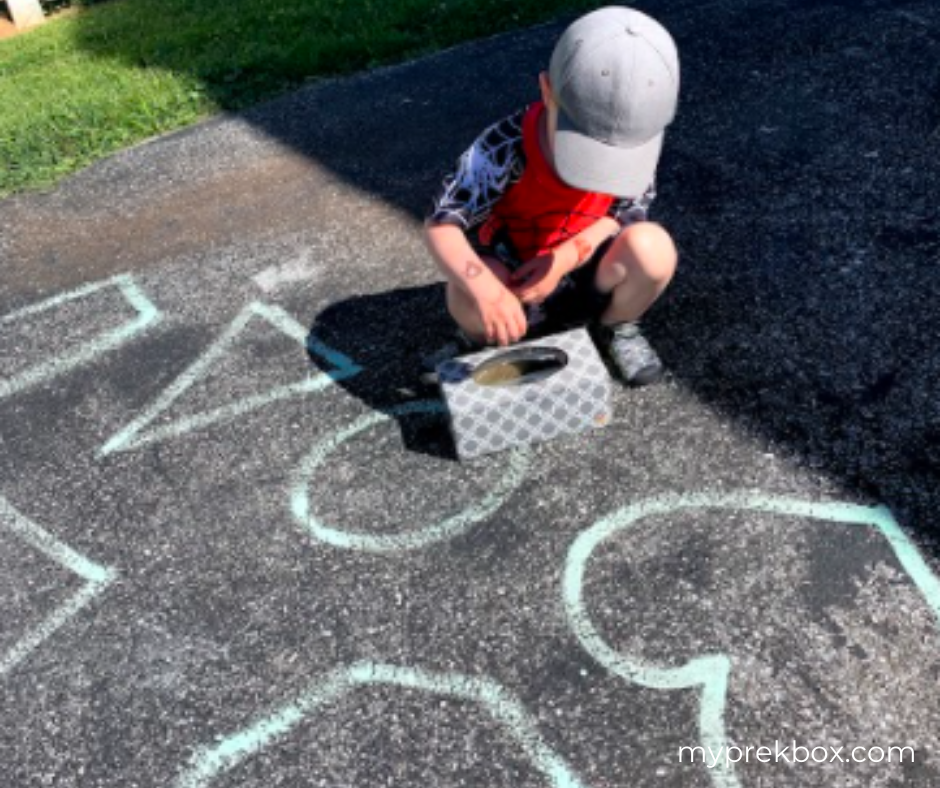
<box><xmin>306</xmin><ymin>284</ymin><xmax>461</xmax><ymax>460</ymax></box>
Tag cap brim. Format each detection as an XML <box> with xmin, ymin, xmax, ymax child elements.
<box><xmin>553</xmin><ymin>108</ymin><xmax>662</xmax><ymax>197</ymax></box>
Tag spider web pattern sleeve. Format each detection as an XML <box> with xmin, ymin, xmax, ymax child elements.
<box><xmin>426</xmin><ymin>110</ymin><xmax>526</xmax><ymax>231</ymax></box>
<box><xmin>608</xmin><ymin>181</ymin><xmax>658</xmax><ymax>226</ymax></box>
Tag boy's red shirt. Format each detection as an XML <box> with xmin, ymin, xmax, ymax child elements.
<box><xmin>478</xmin><ymin>102</ymin><xmax>615</xmax><ymax>261</ymax></box>
<box><xmin>427</xmin><ymin>102</ymin><xmax>655</xmax><ymax>260</ymax></box>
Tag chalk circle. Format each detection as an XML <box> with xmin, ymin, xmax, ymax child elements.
<box><xmin>290</xmin><ymin>400</ymin><xmax>530</xmax><ymax>553</ymax></box>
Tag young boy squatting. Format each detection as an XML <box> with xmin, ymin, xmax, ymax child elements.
<box><xmin>424</xmin><ymin>6</ymin><xmax>680</xmax><ymax>386</ymax></box>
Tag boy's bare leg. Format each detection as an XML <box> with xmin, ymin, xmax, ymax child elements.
<box><xmin>446</xmin><ymin>257</ymin><xmax>514</xmax><ymax>344</ymax></box>
<box><xmin>590</xmin><ymin>222</ymin><xmax>677</xmax><ymax>385</ymax></box>
<box><xmin>594</xmin><ymin>221</ymin><xmax>677</xmax><ymax>325</ymax></box>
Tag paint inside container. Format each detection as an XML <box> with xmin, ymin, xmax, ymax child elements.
<box><xmin>472</xmin><ymin>347</ymin><xmax>568</xmax><ymax>387</ymax></box>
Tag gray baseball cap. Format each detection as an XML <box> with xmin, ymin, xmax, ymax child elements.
<box><xmin>548</xmin><ymin>7</ymin><xmax>679</xmax><ymax>196</ymax></box>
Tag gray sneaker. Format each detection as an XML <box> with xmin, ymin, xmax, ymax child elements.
<box><xmin>601</xmin><ymin>322</ymin><xmax>664</xmax><ymax>386</ymax></box>
<box><xmin>419</xmin><ymin>328</ymin><xmax>484</xmax><ymax>386</ymax></box>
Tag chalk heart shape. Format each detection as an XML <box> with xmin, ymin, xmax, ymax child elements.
<box><xmin>563</xmin><ymin>492</ymin><xmax>940</xmax><ymax>788</ymax></box>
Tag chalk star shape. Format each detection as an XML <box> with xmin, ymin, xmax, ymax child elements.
<box><xmin>174</xmin><ymin>661</ymin><xmax>587</xmax><ymax>788</ymax></box>
<box><xmin>0</xmin><ymin>495</ymin><xmax>117</xmax><ymax>677</ymax></box>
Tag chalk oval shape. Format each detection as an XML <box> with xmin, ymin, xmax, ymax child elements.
<box><xmin>290</xmin><ymin>401</ymin><xmax>530</xmax><ymax>552</ymax></box>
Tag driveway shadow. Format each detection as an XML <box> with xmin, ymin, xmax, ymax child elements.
<box><xmin>56</xmin><ymin>0</ymin><xmax>940</xmax><ymax>551</ymax></box>
<box><xmin>306</xmin><ymin>284</ymin><xmax>460</xmax><ymax>460</ymax></box>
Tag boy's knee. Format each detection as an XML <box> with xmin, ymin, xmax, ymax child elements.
<box><xmin>615</xmin><ymin>222</ymin><xmax>677</xmax><ymax>283</ymax></box>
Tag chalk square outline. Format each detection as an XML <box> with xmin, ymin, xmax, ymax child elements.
<box><xmin>0</xmin><ymin>495</ymin><xmax>117</xmax><ymax>677</ymax></box>
<box><xmin>0</xmin><ymin>274</ymin><xmax>161</xmax><ymax>400</ymax></box>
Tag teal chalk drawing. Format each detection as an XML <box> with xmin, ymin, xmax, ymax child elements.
<box><xmin>563</xmin><ymin>491</ymin><xmax>940</xmax><ymax>788</ymax></box>
<box><xmin>100</xmin><ymin>301</ymin><xmax>361</xmax><ymax>455</ymax></box>
<box><xmin>175</xmin><ymin>661</ymin><xmax>587</xmax><ymax>788</ymax></box>
<box><xmin>0</xmin><ymin>495</ymin><xmax>117</xmax><ymax>677</ymax></box>
<box><xmin>0</xmin><ymin>274</ymin><xmax>160</xmax><ymax>400</ymax></box>
<box><xmin>290</xmin><ymin>400</ymin><xmax>530</xmax><ymax>552</ymax></box>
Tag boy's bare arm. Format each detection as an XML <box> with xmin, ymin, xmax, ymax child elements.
<box><xmin>424</xmin><ymin>222</ymin><xmax>527</xmax><ymax>345</ymax></box>
<box><xmin>511</xmin><ymin>216</ymin><xmax>621</xmax><ymax>303</ymax></box>
<box><xmin>554</xmin><ymin>216</ymin><xmax>622</xmax><ymax>274</ymax></box>
<box><xmin>423</xmin><ymin>223</ymin><xmax>504</xmax><ymax>298</ymax></box>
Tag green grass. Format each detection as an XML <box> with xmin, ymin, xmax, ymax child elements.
<box><xmin>0</xmin><ymin>0</ymin><xmax>599</xmax><ymax>196</ymax></box>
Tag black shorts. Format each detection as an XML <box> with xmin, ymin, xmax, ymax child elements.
<box><xmin>476</xmin><ymin>231</ymin><xmax>616</xmax><ymax>339</ymax></box>
<box><xmin>494</xmin><ymin>237</ymin><xmax>613</xmax><ymax>339</ymax></box>
<box><xmin>532</xmin><ymin>239</ymin><xmax>614</xmax><ymax>336</ymax></box>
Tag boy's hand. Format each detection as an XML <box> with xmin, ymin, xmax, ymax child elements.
<box><xmin>472</xmin><ymin>279</ymin><xmax>528</xmax><ymax>347</ymax></box>
<box><xmin>510</xmin><ymin>252</ymin><xmax>566</xmax><ymax>304</ymax></box>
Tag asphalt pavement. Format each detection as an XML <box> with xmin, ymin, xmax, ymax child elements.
<box><xmin>1</xmin><ymin>1</ymin><xmax>939</xmax><ymax>786</ymax></box>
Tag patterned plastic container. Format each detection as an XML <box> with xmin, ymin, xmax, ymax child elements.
<box><xmin>437</xmin><ymin>328</ymin><xmax>612</xmax><ymax>460</ymax></box>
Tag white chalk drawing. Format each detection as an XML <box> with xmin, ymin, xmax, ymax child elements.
<box><xmin>174</xmin><ymin>661</ymin><xmax>587</xmax><ymax>788</ymax></box>
<box><xmin>0</xmin><ymin>274</ymin><xmax>160</xmax><ymax>400</ymax></box>
<box><xmin>563</xmin><ymin>492</ymin><xmax>940</xmax><ymax>788</ymax></box>
<box><xmin>251</xmin><ymin>252</ymin><xmax>321</xmax><ymax>293</ymax></box>
<box><xmin>169</xmin><ymin>492</ymin><xmax>940</xmax><ymax>788</ymax></box>
<box><xmin>7</xmin><ymin>277</ymin><xmax>938</xmax><ymax>788</ymax></box>
<box><xmin>100</xmin><ymin>301</ymin><xmax>361</xmax><ymax>455</ymax></box>
<box><xmin>290</xmin><ymin>400</ymin><xmax>531</xmax><ymax>552</ymax></box>
<box><xmin>0</xmin><ymin>495</ymin><xmax>117</xmax><ymax>677</ymax></box>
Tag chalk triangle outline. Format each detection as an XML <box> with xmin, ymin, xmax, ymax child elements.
<box><xmin>99</xmin><ymin>302</ymin><xmax>360</xmax><ymax>455</ymax></box>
